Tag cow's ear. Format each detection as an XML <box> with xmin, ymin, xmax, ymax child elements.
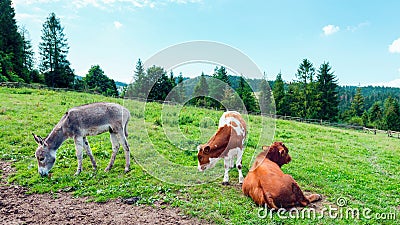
<box><xmin>266</xmin><ymin>145</ymin><xmax>279</xmax><ymax>162</ymax></box>
<box><xmin>204</xmin><ymin>145</ymin><xmax>211</xmax><ymax>154</ymax></box>
<box><xmin>262</xmin><ymin>145</ymin><xmax>269</xmax><ymax>151</ymax></box>
<box><xmin>32</xmin><ymin>133</ymin><xmax>43</xmax><ymax>145</ymax></box>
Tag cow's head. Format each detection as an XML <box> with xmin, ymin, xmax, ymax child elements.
<box><xmin>33</xmin><ymin>133</ymin><xmax>56</xmax><ymax>177</ymax></box>
<box><xmin>266</xmin><ymin>142</ymin><xmax>291</xmax><ymax>167</ymax></box>
<box><xmin>197</xmin><ymin>144</ymin><xmax>219</xmax><ymax>171</ymax></box>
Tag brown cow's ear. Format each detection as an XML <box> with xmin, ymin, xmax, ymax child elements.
<box><xmin>204</xmin><ymin>145</ymin><xmax>211</xmax><ymax>154</ymax></box>
<box><xmin>262</xmin><ymin>145</ymin><xmax>268</xmax><ymax>151</ymax></box>
<box><xmin>266</xmin><ymin>145</ymin><xmax>279</xmax><ymax>162</ymax></box>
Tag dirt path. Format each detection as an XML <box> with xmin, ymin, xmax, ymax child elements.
<box><xmin>0</xmin><ymin>161</ymin><xmax>208</xmax><ymax>225</ymax></box>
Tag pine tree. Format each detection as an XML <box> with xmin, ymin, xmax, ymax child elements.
<box><xmin>259</xmin><ymin>78</ymin><xmax>273</xmax><ymax>114</ymax></box>
<box><xmin>39</xmin><ymin>12</ymin><xmax>73</xmax><ymax>88</ymax></box>
<box><xmin>177</xmin><ymin>72</ymin><xmax>185</xmax><ymax>102</ymax></box>
<box><xmin>368</xmin><ymin>102</ymin><xmax>382</xmax><ymax>127</ymax></box>
<box><xmin>191</xmin><ymin>72</ymin><xmax>209</xmax><ymax>106</ymax></box>
<box><xmin>383</xmin><ymin>96</ymin><xmax>400</xmax><ymax>131</ymax></box>
<box><xmin>316</xmin><ymin>62</ymin><xmax>339</xmax><ymax>121</ymax></box>
<box><xmin>273</xmin><ymin>72</ymin><xmax>285</xmax><ymax>115</ymax></box>
<box><xmin>125</xmin><ymin>58</ymin><xmax>146</xmax><ymax>98</ymax></box>
<box><xmin>295</xmin><ymin>59</ymin><xmax>316</xmax><ymax>118</ymax></box>
<box><xmin>237</xmin><ymin>76</ymin><xmax>259</xmax><ymax>113</ymax></box>
<box><xmin>350</xmin><ymin>88</ymin><xmax>365</xmax><ymax>117</ymax></box>
<box><xmin>19</xmin><ymin>26</ymin><xmax>35</xmax><ymax>83</ymax></box>
<box><xmin>221</xmin><ymin>87</ymin><xmax>242</xmax><ymax>111</ymax></box>
<box><xmin>0</xmin><ymin>0</ymin><xmax>25</xmax><ymax>82</ymax></box>
<box><xmin>209</xmin><ymin>66</ymin><xmax>231</xmax><ymax>108</ymax></box>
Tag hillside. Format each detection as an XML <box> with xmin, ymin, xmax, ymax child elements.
<box><xmin>0</xmin><ymin>87</ymin><xmax>399</xmax><ymax>224</ymax></box>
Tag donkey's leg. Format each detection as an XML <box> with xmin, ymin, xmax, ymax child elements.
<box><xmin>83</xmin><ymin>137</ymin><xmax>97</xmax><ymax>170</ymax></box>
<box><xmin>74</xmin><ymin>136</ymin><xmax>84</xmax><ymax>175</ymax></box>
<box><xmin>105</xmin><ymin>133</ymin><xmax>120</xmax><ymax>172</ymax></box>
<box><xmin>117</xmin><ymin>132</ymin><xmax>130</xmax><ymax>173</ymax></box>
<box><xmin>236</xmin><ymin>149</ymin><xmax>244</xmax><ymax>184</ymax></box>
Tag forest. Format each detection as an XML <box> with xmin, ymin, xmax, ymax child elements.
<box><xmin>1</xmin><ymin>0</ymin><xmax>400</xmax><ymax>131</ymax></box>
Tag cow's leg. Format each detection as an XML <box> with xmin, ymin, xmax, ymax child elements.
<box><xmin>222</xmin><ymin>157</ymin><xmax>231</xmax><ymax>185</ymax></box>
<box><xmin>291</xmin><ymin>180</ymin><xmax>311</xmax><ymax>206</ymax></box>
<box><xmin>83</xmin><ymin>137</ymin><xmax>97</xmax><ymax>170</ymax></box>
<box><xmin>74</xmin><ymin>136</ymin><xmax>84</xmax><ymax>175</ymax></box>
<box><xmin>306</xmin><ymin>194</ymin><xmax>322</xmax><ymax>203</ymax></box>
<box><xmin>117</xmin><ymin>132</ymin><xmax>131</xmax><ymax>173</ymax></box>
<box><xmin>236</xmin><ymin>149</ymin><xmax>244</xmax><ymax>184</ymax></box>
<box><xmin>105</xmin><ymin>133</ymin><xmax>120</xmax><ymax>172</ymax></box>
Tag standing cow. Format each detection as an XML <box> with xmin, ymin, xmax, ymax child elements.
<box><xmin>197</xmin><ymin>111</ymin><xmax>247</xmax><ymax>185</ymax></box>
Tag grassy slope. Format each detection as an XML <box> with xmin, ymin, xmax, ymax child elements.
<box><xmin>0</xmin><ymin>87</ymin><xmax>399</xmax><ymax>224</ymax></box>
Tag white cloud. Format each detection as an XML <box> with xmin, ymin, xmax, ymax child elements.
<box><xmin>322</xmin><ymin>24</ymin><xmax>340</xmax><ymax>36</ymax></box>
<box><xmin>346</xmin><ymin>21</ymin><xmax>369</xmax><ymax>32</ymax></box>
<box><xmin>389</xmin><ymin>38</ymin><xmax>400</xmax><ymax>53</ymax></box>
<box><xmin>114</xmin><ymin>21</ymin><xmax>123</xmax><ymax>29</ymax></box>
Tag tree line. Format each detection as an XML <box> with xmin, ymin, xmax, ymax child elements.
<box><xmin>2</xmin><ymin>0</ymin><xmax>399</xmax><ymax>130</ymax></box>
<box><xmin>0</xmin><ymin>1</ymin><xmax>117</xmax><ymax>96</ymax></box>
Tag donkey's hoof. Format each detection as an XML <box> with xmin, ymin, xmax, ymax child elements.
<box><xmin>124</xmin><ymin>168</ymin><xmax>130</xmax><ymax>173</ymax></box>
<box><xmin>222</xmin><ymin>181</ymin><xmax>230</xmax><ymax>186</ymax></box>
<box><xmin>74</xmin><ymin>171</ymin><xmax>81</xmax><ymax>176</ymax></box>
<box><xmin>104</xmin><ymin>167</ymin><xmax>110</xmax><ymax>172</ymax></box>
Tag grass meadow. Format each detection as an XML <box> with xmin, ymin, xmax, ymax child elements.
<box><xmin>0</xmin><ymin>87</ymin><xmax>399</xmax><ymax>224</ymax></box>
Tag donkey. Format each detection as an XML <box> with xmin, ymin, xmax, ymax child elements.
<box><xmin>32</xmin><ymin>102</ymin><xmax>131</xmax><ymax>176</ymax></box>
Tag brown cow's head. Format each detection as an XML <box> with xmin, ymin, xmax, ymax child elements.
<box><xmin>266</xmin><ymin>142</ymin><xmax>291</xmax><ymax>167</ymax></box>
<box><xmin>197</xmin><ymin>144</ymin><xmax>219</xmax><ymax>171</ymax></box>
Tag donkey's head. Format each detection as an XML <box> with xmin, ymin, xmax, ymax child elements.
<box><xmin>33</xmin><ymin>133</ymin><xmax>56</xmax><ymax>177</ymax></box>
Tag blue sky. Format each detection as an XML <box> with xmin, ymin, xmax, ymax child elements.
<box><xmin>12</xmin><ymin>0</ymin><xmax>400</xmax><ymax>86</ymax></box>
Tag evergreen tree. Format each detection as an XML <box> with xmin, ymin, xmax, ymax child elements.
<box><xmin>191</xmin><ymin>72</ymin><xmax>209</xmax><ymax>106</ymax></box>
<box><xmin>368</xmin><ymin>102</ymin><xmax>382</xmax><ymax>126</ymax></box>
<box><xmin>350</xmin><ymin>88</ymin><xmax>365</xmax><ymax>117</ymax></box>
<box><xmin>176</xmin><ymin>72</ymin><xmax>186</xmax><ymax>103</ymax></box>
<box><xmin>273</xmin><ymin>72</ymin><xmax>285</xmax><ymax>115</ymax></box>
<box><xmin>19</xmin><ymin>26</ymin><xmax>35</xmax><ymax>83</ymax></box>
<box><xmin>125</xmin><ymin>58</ymin><xmax>146</xmax><ymax>98</ymax></box>
<box><xmin>84</xmin><ymin>65</ymin><xmax>118</xmax><ymax>96</ymax></box>
<box><xmin>316</xmin><ymin>62</ymin><xmax>339</xmax><ymax>121</ymax></box>
<box><xmin>39</xmin><ymin>12</ymin><xmax>73</xmax><ymax>87</ymax></box>
<box><xmin>259</xmin><ymin>78</ymin><xmax>273</xmax><ymax>114</ymax></box>
<box><xmin>237</xmin><ymin>76</ymin><xmax>259</xmax><ymax>113</ymax></box>
<box><xmin>383</xmin><ymin>96</ymin><xmax>400</xmax><ymax>131</ymax></box>
<box><xmin>209</xmin><ymin>66</ymin><xmax>231</xmax><ymax>108</ymax></box>
<box><xmin>221</xmin><ymin>87</ymin><xmax>242</xmax><ymax>111</ymax></box>
<box><xmin>361</xmin><ymin>110</ymin><xmax>369</xmax><ymax>127</ymax></box>
<box><xmin>0</xmin><ymin>0</ymin><xmax>25</xmax><ymax>82</ymax></box>
<box><xmin>295</xmin><ymin>59</ymin><xmax>316</xmax><ymax>118</ymax></box>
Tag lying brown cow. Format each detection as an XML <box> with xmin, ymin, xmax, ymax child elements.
<box><xmin>242</xmin><ymin>142</ymin><xmax>321</xmax><ymax>208</ymax></box>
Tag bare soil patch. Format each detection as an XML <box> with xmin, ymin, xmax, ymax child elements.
<box><xmin>0</xmin><ymin>161</ymin><xmax>208</xmax><ymax>225</ymax></box>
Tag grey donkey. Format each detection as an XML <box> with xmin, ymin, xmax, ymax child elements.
<box><xmin>32</xmin><ymin>102</ymin><xmax>131</xmax><ymax>176</ymax></box>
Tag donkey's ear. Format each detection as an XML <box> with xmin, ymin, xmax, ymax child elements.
<box><xmin>32</xmin><ymin>133</ymin><xmax>43</xmax><ymax>145</ymax></box>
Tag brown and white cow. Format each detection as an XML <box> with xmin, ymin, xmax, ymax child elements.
<box><xmin>242</xmin><ymin>142</ymin><xmax>321</xmax><ymax>208</ymax></box>
<box><xmin>197</xmin><ymin>111</ymin><xmax>247</xmax><ymax>185</ymax></box>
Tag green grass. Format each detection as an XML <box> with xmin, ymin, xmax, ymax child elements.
<box><xmin>0</xmin><ymin>87</ymin><xmax>399</xmax><ymax>224</ymax></box>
